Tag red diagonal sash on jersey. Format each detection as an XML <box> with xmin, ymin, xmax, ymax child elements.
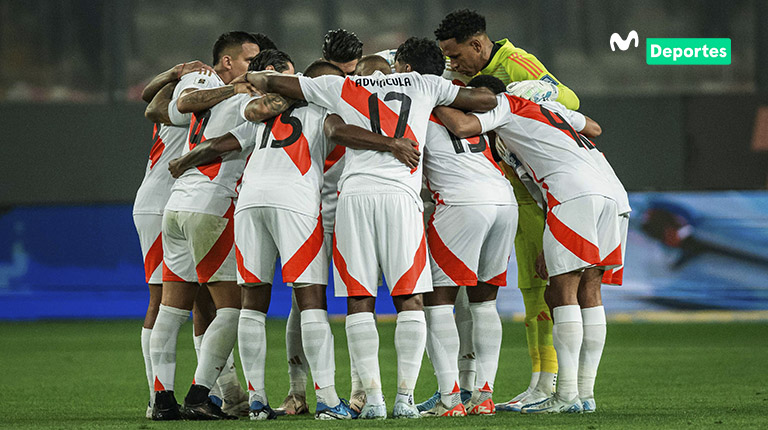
<box><xmin>324</xmin><ymin>145</ymin><xmax>345</xmax><ymax>173</ymax></box>
<box><xmin>476</xmin><ymin>135</ymin><xmax>504</xmax><ymax>175</ymax></box>
<box><xmin>504</xmin><ymin>94</ymin><xmax>577</xmax><ymax>143</ymax></box>
<box><xmin>188</xmin><ymin>112</ymin><xmax>222</xmax><ymax>180</ymax></box>
<box><xmin>341</xmin><ymin>79</ymin><xmax>420</xmax><ymax>173</ymax></box>
<box><xmin>271</xmin><ymin>114</ymin><xmax>312</xmax><ymax>175</ymax></box>
<box><xmin>148</xmin><ymin>134</ymin><xmax>165</xmax><ymax>169</ymax></box>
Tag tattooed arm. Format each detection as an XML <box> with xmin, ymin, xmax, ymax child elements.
<box><xmin>176</xmin><ymin>74</ymin><xmax>258</xmax><ymax>113</ymax></box>
<box><xmin>144</xmin><ymin>81</ymin><xmax>177</xmax><ymax>125</ymax></box>
<box><xmin>243</xmin><ymin>93</ymin><xmax>293</xmax><ymax>122</ymax></box>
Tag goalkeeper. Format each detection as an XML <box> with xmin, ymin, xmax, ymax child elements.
<box><xmin>434</xmin><ymin>9</ymin><xmax>580</xmax><ymax>412</ymax></box>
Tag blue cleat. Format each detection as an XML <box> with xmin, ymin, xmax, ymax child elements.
<box><xmin>416</xmin><ymin>391</ymin><xmax>440</xmax><ymax>413</ymax></box>
<box><xmin>249</xmin><ymin>401</ymin><xmax>277</xmax><ymax>420</ymax></box>
<box><xmin>315</xmin><ymin>398</ymin><xmax>355</xmax><ymax>420</ymax></box>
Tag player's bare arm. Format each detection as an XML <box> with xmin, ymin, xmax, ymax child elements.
<box><xmin>176</xmin><ymin>74</ymin><xmax>256</xmax><ymax>113</ymax></box>
<box><xmin>144</xmin><ymin>81</ymin><xmax>177</xmax><ymax>125</ymax></box>
<box><xmin>324</xmin><ymin>114</ymin><xmax>421</xmax><ymax>170</ymax></box>
<box><xmin>433</xmin><ymin>105</ymin><xmax>483</xmax><ymax>138</ymax></box>
<box><xmin>582</xmin><ymin>115</ymin><xmax>602</xmax><ymax>138</ymax></box>
<box><xmin>141</xmin><ymin>60</ymin><xmax>213</xmax><ymax>103</ymax></box>
<box><xmin>167</xmin><ymin>133</ymin><xmax>241</xmax><ymax>178</ymax></box>
<box><xmin>246</xmin><ymin>71</ymin><xmax>306</xmax><ymax>100</ymax></box>
<box><xmin>243</xmin><ymin>93</ymin><xmax>294</xmax><ymax>122</ymax></box>
<box><xmin>449</xmin><ymin>87</ymin><xmax>497</xmax><ymax>112</ymax></box>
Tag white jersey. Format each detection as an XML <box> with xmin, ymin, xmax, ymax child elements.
<box><xmin>229</xmin><ymin>101</ymin><xmax>329</xmax><ymax>218</ymax></box>
<box><xmin>133</xmin><ymin>123</ymin><xmax>187</xmax><ymax>215</ymax></box>
<box><xmin>166</xmin><ymin>90</ymin><xmax>257</xmax><ymax>216</ymax></box>
<box><xmin>541</xmin><ymin>101</ymin><xmax>631</xmax><ymax>215</ymax></box>
<box><xmin>299</xmin><ymin>71</ymin><xmax>460</xmax><ymax>209</ymax></box>
<box><xmin>477</xmin><ymin>93</ymin><xmax>617</xmax><ymax>207</ymax></box>
<box><xmin>321</xmin><ymin>145</ymin><xmax>345</xmax><ymax>232</ymax></box>
<box><xmin>424</xmin><ymin>114</ymin><xmax>515</xmax><ymax>206</ymax></box>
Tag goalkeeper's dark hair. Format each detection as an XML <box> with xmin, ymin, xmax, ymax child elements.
<box><xmin>322</xmin><ymin>29</ymin><xmax>364</xmax><ymax>63</ymax></box>
<box><xmin>251</xmin><ymin>32</ymin><xmax>277</xmax><ymax>51</ymax></box>
<box><xmin>434</xmin><ymin>9</ymin><xmax>486</xmax><ymax>43</ymax></box>
<box><xmin>304</xmin><ymin>60</ymin><xmax>345</xmax><ymax>78</ymax></box>
<box><xmin>248</xmin><ymin>49</ymin><xmax>293</xmax><ymax>73</ymax></box>
<box><xmin>394</xmin><ymin>37</ymin><xmax>445</xmax><ymax>76</ymax></box>
<box><xmin>467</xmin><ymin>75</ymin><xmax>506</xmax><ymax>94</ymax></box>
<box><xmin>212</xmin><ymin>31</ymin><xmax>259</xmax><ymax>65</ymax></box>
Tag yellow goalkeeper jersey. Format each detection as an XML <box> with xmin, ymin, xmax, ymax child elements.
<box><xmin>480</xmin><ymin>38</ymin><xmax>579</xmax><ymax>110</ymax></box>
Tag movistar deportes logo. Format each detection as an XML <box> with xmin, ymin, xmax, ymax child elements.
<box><xmin>610</xmin><ymin>31</ymin><xmax>639</xmax><ymax>51</ymax></box>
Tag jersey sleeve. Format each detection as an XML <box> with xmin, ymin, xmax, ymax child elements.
<box><xmin>168</xmin><ymin>71</ymin><xmax>220</xmax><ymax>125</ymax></box>
<box><xmin>230</xmin><ymin>121</ymin><xmax>261</xmax><ymax>152</ymax></box>
<box><xmin>239</xmin><ymin>94</ymin><xmax>262</xmax><ymax>122</ymax></box>
<box><xmin>476</xmin><ymin>95</ymin><xmax>510</xmax><ymax>133</ymax></box>
<box><xmin>299</xmin><ymin>75</ymin><xmax>344</xmax><ymax>111</ymax></box>
<box><xmin>540</xmin><ymin>101</ymin><xmax>586</xmax><ymax>132</ymax></box>
<box><xmin>423</xmin><ymin>74</ymin><xmax>460</xmax><ymax>106</ymax></box>
<box><xmin>168</xmin><ymin>98</ymin><xmax>191</xmax><ymax>126</ymax></box>
<box><xmin>500</xmin><ymin>53</ymin><xmax>581</xmax><ymax>110</ymax></box>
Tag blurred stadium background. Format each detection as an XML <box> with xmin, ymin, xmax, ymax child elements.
<box><xmin>1</xmin><ymin>0</ymin><xmax>767</xmax><ymax>320</ymax></box>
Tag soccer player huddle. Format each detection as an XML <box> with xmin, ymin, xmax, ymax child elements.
<box><xmin>132</xmin><ymin>8</ymin><xmax>630</xmax><ymax>422</ymax></box>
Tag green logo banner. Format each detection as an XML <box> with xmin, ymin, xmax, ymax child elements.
<box><xmin>646</xmin><ymin>38</ymin><xmax>731</xmax><ymax>65</ymax></box>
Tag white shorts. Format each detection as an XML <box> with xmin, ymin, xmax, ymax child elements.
<box><xmin>134</xmin><ymin>213</ymin><xmax>164</xmax><ymax>284</ymax></box>
<box><xmin>601</xmin><ymin>214</ymin><xmax>629</xmax><ymax>285</ymax></box>
<box><xmin>235</xmin><ymin>207</ymin><xmax>327</xmax><ymax>286</ymax></box>
<box><xmin>333</xmin><ymin>190</ymin><xmax>433</xmax><ymax>297</ymax></box>
<box><xmin>162</xmin><ymin>206</ymin><xmax>237</xmax><ymax>284</ymax></box>
<box><xmin>543</xmin><ymin>196</ymin><xmax>623</xmax><ymax>277</ymax></box>
<box><xmin>428</xmin><ymin>204</ymin><xmax>517</xmax><ymax>287</ymax></box>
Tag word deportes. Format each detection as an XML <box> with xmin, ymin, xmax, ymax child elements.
<box><xmin>646</xmin><ymin>38</ymin><xmax>731</xmax><ymax>65</ymax></box>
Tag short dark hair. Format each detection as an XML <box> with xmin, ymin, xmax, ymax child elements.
<box><xmin>212</xmin><ymin>31</ymin><xmax>259</xmax><ymax>65</ymax></box>
<box><xmin>322</xmin><ymin>29</ymin><xmax>363</xmax><ymax>63</ymax></box>
<box><xmin>354</xmin><ymin>55</ymin><xmax>392</xmax><ymax>76</ymax></box>
<box><xmin>467</xmin><ymin>75</ymin><xmax>506</xmax><ymax>94</ymax></box>
<box><xmin>251</xmin><ymin>32</ymin><xmax>277</xmax><ymax>51</ymax></box>
<box><xmin>434</xmin><ymin>9</ymin><xmax>486</xmax><ymax>43</ymax></box>
<box><xmin>394</xmin><ymin>37</ymin><xmax>445</xmax><ymax>76</ymax></box>
<box><xmin>304</xmin><ymin>60</ymin><xmax>345</xmax><ymax>78</ymax></box>
<box><xmin>248</xmin><ymin>49</ymin><xmax>293</xmax><ymax>73</ymax></box>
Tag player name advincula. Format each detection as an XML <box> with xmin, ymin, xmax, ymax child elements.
<box><xmin>354</xmin><ymin>76</ymin><xmax>412</xmax><ymax>87</ymax></box>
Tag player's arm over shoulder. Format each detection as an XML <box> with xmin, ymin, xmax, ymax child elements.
<box><xmin>503</xmin><ymin>52</ymin><xmax>580</xmax><ymax>110</ymax></box>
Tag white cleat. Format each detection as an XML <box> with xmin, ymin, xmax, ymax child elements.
<box><xmin>520</xmin><ymin>394</ymin><xmax>582</xmax><ymax>414</ymax></box>
<box><xmin>358</xmin><ymin>402</ymin><xmax>387</xmax><ymax>419</ymax></box>
<box><xmin>496</xmin><ymin>388</ymin><xmax>550</xmax><ymax>412</ymax></box>
<box><xmin>145</xmin><ymin>403</ymin><xmax>153</xmax><ymax>419</ymax></box>
<box><xmin>581</xmin><ymin>397</ymin><xmax>596</xmax><ymax>413</ymax></box>
<box><xmin>392</xmin><ymin>401</ymin><xmax>421</xmax><ymax>419</ymax></box>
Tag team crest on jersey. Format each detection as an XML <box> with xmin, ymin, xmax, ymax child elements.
<box><xmin>540</xmin><ymin>74</ymin><xmax>559</xmax><ymax>86</ymax></box>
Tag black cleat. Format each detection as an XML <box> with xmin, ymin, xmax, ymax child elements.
<box><xmin>151</xmin><ymin>391</ymin><xmax>181</xmax><ymax>421</ymax></box>
<box><xmin>181</xmin><ymin>384</ymin><xmax>238</xmax><ymax>420</ymax></box>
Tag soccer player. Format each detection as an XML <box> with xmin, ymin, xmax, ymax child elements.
<box><xmin>134</xmin><ymin>59</ymin><xmax>213</xmax><ymax>418</ymax></box>
<box><xmin>243</xmin><ymin>36</ymin><xmax>497</xmax><ymax>419</ymax></box>
<box><xmin>419</xmin><ymin>74</ymin><xmax>517</xmax><ymax>417</ymax></box>
<box><xmin>354</xmin><ymin>55</ymin><xmax>393</xmax><ymax>76</ymax></box>
<box><xmin>433</xmin><ymin>77</ymin><xmax>628</xmax><ymax>414</ymax></box>
<box><xmin>322</xmin><ymin>28</ymin><xmax>364</xmax><ymax>75</ymax></box>
<box><xmin>434</xmin><ymin>9</ymin><xmax>581</xmax><ymax>410</ymax></box>
<box><xmin>148</xmin><ymin>33</ymin><xmax>281</xmax><ymax>421</ymax></box>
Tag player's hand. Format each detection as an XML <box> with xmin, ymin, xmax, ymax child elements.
<box><xmin>535</xmin><ymin>251</ymin><xmax>549</xmax><ymax>280</ymax></box>
<box><xmin>174</xmin><ymin>60</ymin><xmax>214</xmax><ymax>78</ymax></box>
<box><xmin>231</xmin><ymin>74</ymin><xmax>259</xmax><ymax>95</ymax></box>
<box><xmin>245</xmin><ymin>70</ymin><xmax>280</xmax><ymax>94</ymax></box>
<box><xmin>168</xmin><ymin>158</ymin><xmax>185</xmax><ymax>178</ymax></box>
<box><xmin>389</xmin><ymin>138</ymin><xmax>421</xmax><ymax>170</ymax></box>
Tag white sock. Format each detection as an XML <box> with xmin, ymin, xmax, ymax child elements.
<box><xmin>552</xmin><ymin>305</ymin><xmax>583</xmax><ymax>400</ymax></box>
<box><xmin>193</xmin><ymin>326</ymin><xmax>223</xmax><ymax>399</ymax></box>
<box><xmin>470</xmin><ymin>300</ymin><xmax>502</xmax><ymax>394</ymax></box>
<box><xmin>534</xmin><ymin>371</ymin><xmax>557</xmax><ymax>395</ymax></box>
<box><xmin>579</xmin><ymin>306</ymin><xmax>606</xmax><ymax>399</ymax></box>
<box><xmin>239</xmin><ymin>309</ymin><xmax>268</xmax><ymax>405</ymax></box>
<box><xmin>193</xmin><ymin>334</ymin><xmax>203</xmax><ymax>360</ymax></box>
<box><xmin>286</xmin><ymin>294</ymin><xmax>308</xmax><ymax>395</ymax></box>
<box><xmin>527</xmin><ymin>371</ymin><xmax>540</xmax><ymax>392</ymax></box>
<box><xmin>301</xmin><ymin>309</ymin><xmax>339</xmax><ymax>407</ymax></box>
<box><xmin>141</xmin><ymin>328</ymin><xmax>154</xmax><ymax>405</ymax></box>
<box><xmin>149</xmin><ymin>305</ymin><xmax>189</xmax><ymax>392</ymax></box>
<box><xmin>345</xmin><ymin>312</ymin><xmax>384</xmax><ymax>405</ymax></box>
<box><xmin>216</xmin><ymin>351</ymin><xmax>244</xmax><ymax>401</ymax></box>
<box><xmin>455</xmin><ymin>287</ymin><xmax>475</xmax><ymax>392</ymax></box>
<box><xmin>349</xmin><ymin>352</ymin><xmax>364</xmax><ymax>397</ymax></box>
<box><xmin>425</xmin><ymin>305</ymin><xmax>460</xmax><ymax>397</ymax></box>
<box><xmin>193</xmin><ymin>307</ymin><xmax>240</xmax><ymax>389</ymax></box>
<box><xmin>394</xmin><ymin>310</ymin><xmax>427</xmax><ymax>400</ymax></box>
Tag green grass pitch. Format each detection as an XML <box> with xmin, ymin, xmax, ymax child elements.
<box><xmin>1</xmin><ymin>319</ymin><xmax>766</xmax><ymax>429</ymax></box>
